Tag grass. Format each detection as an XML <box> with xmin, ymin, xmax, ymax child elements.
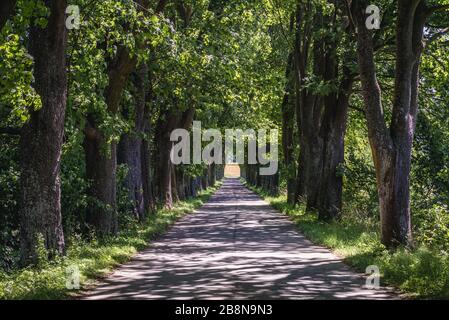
<box><xmin>0</xmin><ymin>182</ymin><xmax>221</xmax><ymax>300</ymax></box>
<box><xmin>245</xmin><ymin>182</ymin><xmax>449</xmax><ymax>299</ymax></box>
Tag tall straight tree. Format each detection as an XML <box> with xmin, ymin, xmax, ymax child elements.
<box><xmin>281</xmin><ymin>14</ymin><xmax>297</xmax><ymax>205</ymax></box>
<box><xmin>118</xmin><ymin>1</ymin><xmax>168</xmax><ymax>220</ymax></box>
<box><xmin>84</xmin><ymin>0</ymin><xmax>168</xmax><ymax>235</ymax></box>
<box><xmin>317</xmin><ymin>4</ymin><xmax>356</xmax><ymax>220</ymax></box>
<box><xmin>293</xmin><ymin>2</ymin><xmax>327</xmax><ymax>211</ymax></box>
<box><xmin>353</xmin><ymin>0</ymin><xmax>448</xmax><ymax>247</ymax></box>
<box><xmin>19</xmin><ymin>0</ymin><xmax>67</xmax><ymax>265</ymax></box>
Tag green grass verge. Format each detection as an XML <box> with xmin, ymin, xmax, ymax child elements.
<box><xmin>245</xmin><ymin>182</ymin><xmax>449</xmax><ymax>299</ymax></box>
<box><xmin>0</xmin><ymin>182</ymin><xmax>221</xmax><ymax>300</ymax></box>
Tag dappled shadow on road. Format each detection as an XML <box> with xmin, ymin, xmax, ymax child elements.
<box><xmin>83</xmin><ymin>179</ymin><xmax>395</xmax><ymax>300</ymax></box>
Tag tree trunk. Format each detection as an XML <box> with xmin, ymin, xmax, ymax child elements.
<box><xmin>209</xmin><ymin>163</ymin><xmax>216</xmax><ymax>187</ymax></box>
<box><xmin>202</xmin><ymin>167</ymin><xmax>209</xmax><ymax>189</ymax></box>
<box><xmin>155</xmin><ymin>105</ymin><xmax>194</xmax><ymax>208</ymax></box>
<box><xmin>159</xmin><ymin>137</ymin><xmax>174</xmax><ymax>208</ymax></box>
<box><xmin>141</xmin><ymin>133</ymin><xmax>155</xmax><ymax>213</ymax></box>
<box><xmin>282</xmin><ymin>52</ymin><xmax>296</xmax><ymax>204</ymax></box>
<box><xmin>118</xmin><ymin>65</ymin><xmax>147</xmax><ymax>221</ymax></box>
<box><xmin>353</xmin><ymin>0</ymin><xmax>430</xmax><ymax>247</ymax></box>
<box><xmin>19</xmin><ymin>0</ymin><xmax>67</xmax><ymax>265</ymax></box>
<box><xmin>318</xmin><ymin>67</ymin><xmax>354</xmax><ymax>220</ymax></box>
<box><xmin>118</xmin><ymin>134</ymin><xmax>144</xmax><ymax>220</ymax></box>
<box><xmin>141</xmin><ymin>91</ymin><xmax>155</xmax><ymax>214</ymax></box>
<box><xmin>292</xmin><ymin>4</ymin><xmax>325</xmax><ymax>208</ymax></box>
<box><xmin>84</xmin><ymin>132</ymin><xmax>118</xmax><ymax>235</ymax></box>
<box><xmin>305</xmin><ymin>135</ymin><xmax>323</xmax><ymax>211</ymax></box>
<box><xmin>171</xmin><ymin>163</ymin><xmax>179</xmax><ymax>203</ymax></box>
<box><xmin>155</xmin><ymin>111</ymin><xmax>178</xmax><ymax>208</ymax></box>
<box><xmin>84</xmin><ymin>46</ymin><xmax>137</xmax><ymax>235</ymax></box>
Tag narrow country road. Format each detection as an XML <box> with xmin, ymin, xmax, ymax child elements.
<box><xmin>83</xmin><ymin>179</ymin><xmax>395</xmax><ymax>300</ymax></box>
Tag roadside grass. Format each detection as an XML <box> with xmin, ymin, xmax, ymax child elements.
<box><xmin>0</xmin><ymin>182</ymin><xmax>221</xmax><ymax>300</ymax></box>
<box><xmin>245</xmin><ymin>182</ymin><xmax>449</xmax><ymax>299</ymax></box>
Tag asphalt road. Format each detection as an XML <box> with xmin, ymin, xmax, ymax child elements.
<box><xmin>83</xmin><ymin>178</ymin><xmax>396</xmax><ymax>300</ymax></box>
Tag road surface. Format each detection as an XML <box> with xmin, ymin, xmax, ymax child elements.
<box><xmin>83</xmin><ymin>178</ymin><xmax>395</xmax><ymax>299</ymax></box>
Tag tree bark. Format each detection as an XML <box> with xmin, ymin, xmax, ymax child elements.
<box><xmin>318</xmin><ymin>66</ymin><xmax>354</xmax><ymax>220</ymax></box>
<box><xmin>84</xmin><ymin>47</ymin><xmax>136</xmax><ymax>236</ymax></box>
<box><xmin>118</xmin><ymin>65</ymin><xmax>147</xmax><ymax>221</ymax></box>
<box><xmin>353</xmin><ymin>0</ymin><xmax>429</xmax><ymax>247</ymax></box>
<box><xmin>155</xmin><ymin>111</ymin><xmax>177</xmax><ymax>208</ymax></box>
<box><xmin>141</xmin><ymin>88</ymin><xmax>155</xmax><ymax>214</ymax></box>
<box><xmin>281</xmin><ymin>51</ymin><xmax>296</xmax><ymax>204</ymax></box>
<box><xmin>84</xmin><ymin>127</ymin><xmax>118</xmax><ymax>236</ymax></box>
<box><xmin>209</xmin><ymin>163</ymin><xmax>216</xmax><ymax>187</ymax></box>
<box><xmin>292</xmin><ymin>4</ymin><xmax>325</xmax><ymax>210</ymax></box>
<box><xmin>83</xmin><ymin>0</ymin><xmax>167</xmax><ymax>233</ymax></box>
<box><xmin>19</xmin><ymin>0</ymin><xmax>67</xmax><ymax>265</ymax></box>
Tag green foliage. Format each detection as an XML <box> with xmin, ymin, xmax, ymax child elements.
<box><xmin>0</xmin><ymin>0</ymin><xmax>50</xmax><ymax>125</ymax></box>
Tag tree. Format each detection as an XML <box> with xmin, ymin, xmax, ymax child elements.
<box><xmin>83</xmin><ymin>0</ymin><xmax>167</xmax><ymax>235</ymax></box>
<box><xmin>118</xmin><ymin>0</ymin><xmax>168</xmax><ymax>220</ymax></box>
<box><xmin>317</xmin><ymin>3</ymin><xmax>356</xmax><ymax>220</ymax></box>
<box><xmin>353</xmin><ymin>0</ymin><xmax>449</xmax><ymax>247</ymax></box>
<box><xmin>292</xmin><ymin>2</ymin><xmax>326</xmax><ymax>211</ymax></box>
<box><xmin>19</xmin><ymin>0</ymin><xmax>67</xmax><ymax>265</ymax></box>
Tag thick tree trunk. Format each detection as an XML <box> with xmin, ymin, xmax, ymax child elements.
<box><xmin>209</xmin><ymin>163</ymin><xmax>216</xmax><ymax>187</ymax></box>
<box><xmin>19</xmin><ymin>0</ymin><xmax>67</xmax><ymax>265</ymax></box>
<box><xmin>304</xmin><ymin>136</ymin><xmax>323</xmax><ymax>211</ymax></box>
<box><xmin>141</xmin><ymin>134</ymin><xmax>155</xmax><ymax>213</ymax></box>
<box><xmin>318</xmin><ymin>65</ymin><xmax>354</xmax><ymax>220</ymax></box>
<box><xmin>141</xmin><ymin>82</ymin><xmax>155</xmax><ymax>213</ymax></box>
<box><xmin>118</xmin><ymin>65</ymin><xmax>148</xmax><ymax>221</ymax></box>
<box><xmin>84</xmin><ymin>46</ymin><xmax>137</xmax><ymax>235</ymax></box>
<box><xmin>201</xmin><ymin>167</ymin><xmax>209</xmax><ymax>189</ymax></box>
<box><xmin>117</xmin><ymin>0</ymin><xmax>167</xmax><ymax>216</ymax></box>
<box><xmin>294</xmin><ymin>146</ymin><xmax>307</xmax><ymax>202</ymax></box>
<box><xmin>155</xmin><ymin>106</ymin><xmax>194</xmax><ymax>208</ymax></box>
<box><xmin>84</xmin><ymin>132</ymin><xmax>118</xmax><ymax>235</ymax></box>
<box><xmin>176</xmin><ymin>169</ymin><xmax>186</xmax><ymax>200</ymax></box>
<box><xmin>118</xmin><ymin>134</ymin><xmax>144</xmax><ymax>220</ymax></box>
<box><xmin>353</xmin><ymin>0</ymin><xmax>429</xmax><ymax>247</ymax></box>
<box><xmin>155</xmin><ymin>111</ymin><xmax>178</xmax><ymax>208</ymax></box>
<box><xmin>318</xmin><ymin>122</ymin><xmax>346</xmax><ymax>220</ymax></box>
<box><xmin>171</xmin><ymin>164</ymin><xmax>179</xmax><ymax>203</ymax></box>
<box><xmin>159</xmin><ymin>138</ymin><xmax>174</xmax><ymax>208</ymax></box>
<box><xmin>292</xmin><ymin>4</ymin><xmax>325</xmax><ymax>208</ymax></box>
